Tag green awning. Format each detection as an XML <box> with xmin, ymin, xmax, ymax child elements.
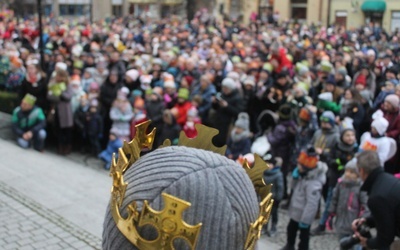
<box><xmin>361</xmin><ymin>0</ymin><xmax>386</xmax><ymax>12</ymax></box>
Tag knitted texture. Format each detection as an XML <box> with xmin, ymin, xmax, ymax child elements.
<box><xmin>102</xmin><ymin>146</ymin><xmax>259</xmax><ymax>250</ymax></box>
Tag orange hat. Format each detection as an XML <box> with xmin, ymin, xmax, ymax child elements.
<box><xmin>297</xmin><ymin>148</ymin><xmax>319</xmax><ymax>169</ymax></box>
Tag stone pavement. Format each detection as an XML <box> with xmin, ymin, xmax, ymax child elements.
<box><xmin>0</xmin><ymin>109</ymin><xmax>340</xmax><ymax>250</ymax></box>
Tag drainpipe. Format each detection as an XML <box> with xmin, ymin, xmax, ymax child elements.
<box><xmin>327</xmin><ymin>0</ymin><xmax>332</xmax><ymax>27</ymax></box>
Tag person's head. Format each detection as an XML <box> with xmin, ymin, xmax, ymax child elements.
<box><xmin>383</xmin><ymin>94</ymin><xmax>400</xmax><ymax>112</ymax></box>
<box><xmin>354</xmin><ymin>74</ymin><xmax>367</xmax><ymax>91</ymax></box>
<box><xmin>356</xmin><ymin>150</ymin><xmax>381</xmax><ymax>181</ymax></box>
<box><xmin>200</xmin><ymin>75</ymin><xmax>211</xmax><ymax>90</ymax></box>
<box><xmin>125</xmin><ymin>69</ymin><xmax>140</xmax><ymax>84</ymax></box>
<box><xmin>177</xmin><ymin>88</ymin><xmax>190</xmax><ymax>103</ymax></box>
<box><xmin>297</xmin><ymin>147</ymin><xmax>319</xmax><ymax>173</ymax></box>
<box><xmin>110</xmin><ymin>51</ymin><xmax>120</xmax><ymax>63</ymax></box>
<box><xmin>109</xmin><ymin>71</ymin><xmax>119</xmax><ymax>84</ymax></box>
<box><xmin>191</xmin><ymin>95</ymin><xmax>202</xmax><ymax>107</ymax></box>
<box><xmin>26</xmin><ymin>63</ymin><xmax>39</xmax><ymax>76</ymax></box>
<box><xmin>395</xmin><ymin>85</ymin><xmax>400</xmax><ymax>98</ymax></box>
<box><xmin>341</xmin><ymin>129</ymin><xmax>356</xmax><ymax>146</ymax></box>
<box><xmin>221</xmin><ymin>78</ymin><xmax>236</xmax><ymax>95</ymax></box>
<box><xmin>162</xmin><ymin>109</ymin><xmax>174</xmax><ymax>125</ymax></box>
<box><xmin>385</xmin><ymin>67</ymin><xmax>397</xmax><ymax>80</ymax></box>
<box><xmin>102</xmin><ymin>143</ymin><xmax>261</xmax><ymax>250</ymax></box>
<box><xmin>371</xmin><ymin>116</ymin><xmax>389</xmax><ymax>136</ymax></box>
<box><xmin>21</xmin><ymin>94</ymin><xmax>36</xmax><ymax>111</ymax></box>
<box><xmin>320</xmin><ymin>111</ymin><xmax>335</xmax><ymax>130</ymax></box>
<box><xmin>276</xmin><ymin>72</ymin><xmax>288</xmax><ymax>86</ymax></box>
<box><xmin>55</xmin><ymin>69</ymin><xmax>69</xmax><ymax>84</ymax></box>
<box><xmin>233</xmin><ymin>112</ymin><xmax>250</xmax><ymax>134</ymax></box>
<box><xmin>344</xmin><ymin>158</ymin><xmax>359</xmax><ymax>182</ymax></box>
<box><xmin>79</xmin><ymin>94</ymin><xmax>88</xmax><ymax>107</ymax></box>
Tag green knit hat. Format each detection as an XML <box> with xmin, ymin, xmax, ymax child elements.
<box><xmin>22</xmin><ymin>94</ymin><xmax>37</xmax><ymax>106</ymax></box>
<box><xmin>73</xmin><ymin>60</ymin><xmax>84</xmax><ymax>70</ymax></box>
<box><xmin>177</xmin><ymin>88</ymin><xmax>190</xmax><ymax>100</ymax></box>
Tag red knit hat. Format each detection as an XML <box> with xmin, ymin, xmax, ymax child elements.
<box><xmin>355</xmin><ymin>74</ymin><xmax>367</xmax><ymax>87</ymax></box>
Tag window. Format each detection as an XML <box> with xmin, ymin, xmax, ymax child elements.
<box><xmin>392</xmin><ymin>11</ymin><xmax>400</xmax><ymax>33</ymax></box>
<box><xmin>113</xmin><ymin>5</ymin><xmax>123</xmax><ymax>17</ymax></box>
<box><xmin>59</xmin><ymin>4</ymin><xmax>86</xmax><ymax>16</ymax></box>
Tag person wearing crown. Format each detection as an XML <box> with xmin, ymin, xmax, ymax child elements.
<box><xmin>281</xmin><ymin>147</ymin><xmax>328</xmax><ymax>250</ymax></box>
<box><xmin>12</xmin><ymin>94</ymin><xmax>47</xmax><ymax>152</ymax></box>
<box><xmin>102</xmin><ymin>122</ymin><xmax>273</xmax><ymax>250</ymax></box>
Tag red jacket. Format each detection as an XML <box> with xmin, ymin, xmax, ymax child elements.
<box><xmin>270</xmin><ymin>48</ymin><xmax>292</xmax><ymax>73</ymax></box>
<box><xmin>174</xmin><ymin>101</ymin><xmax>193</xmax><ymax>127</ymax></box>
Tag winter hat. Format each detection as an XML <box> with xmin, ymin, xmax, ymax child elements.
<box><xmin>326</xmin><ymin>74</ymin><xmax>336</xmax><ymax>86</ymax></box>
<box><xmin>102</xmin><ymin>146</ymin><xmax>259</xmax><ymax>250</ymax></box>
<box><xmin>297</xmin><ymin>147</ymin><xmax>319</xmax><ymax>170</ymax></box>
<box><xmin>263</xmin><ymin>62</ymin><xmax>273</xmax><ymax>73</ymax></box>
<box><xmin>345</xmin><ymin>158</ymin><xmax>359</xmax><ymax>176</ymax></box>
<box><xmin>222</xmin><ymin>77</ymin><xmax>236</xmax><ymax>90</ymax></box>
<box><xmin>22</xmin><ymin>94</ymin><xmax>36</xmax><ymax>106</ymax></box>
<box><xmin>318</xmin><ymin>92</ymin><xmax>333</xmax><ymax>102</ymax></box>
<box><xmin>89</xmin><ymin>82</ymin><xmax>100</xmax><ymax>91</ymax></box>
<box><xmin>337</xmin><ymin>67</ymin><xmax>348</xmax><ymax>78</ymax></box>
<box><xmin>70</xmin><ymin>75</ymin><xmax>81</xmax><ymax>85</ymax></box>
<box><xmin>55</xmin><ymin>62</ymin><xmax>68</xmax><ymax>71</ymax></box>
<box><xmin>243</xmin><ymin>77</ymin><xmax>256</xmax><ymax>87</ymax></box>
<box><xmin>299</xmin><ymin>107</ymin><xmax>311</xmax><ymax>122</ymax></box>
<box><xmin>320</xmin><ymin>60</ymin><xmax>333</xmax><ymax>73</ymax></box>
<box><xmin>387</xmin><ymin>79</ymin><xmax>399</xmax><ymax>86</ymax></box>
<box><xmin>131</xmin><ymin>89</ymin><xmax>143</xmax><ymax>98</ymax></box>
<box><xmin>385</xmin><ymin>94</ymin><xmax>400</xmax><ymax>108</ymax></box>
<box><xmin>371</xmin><ymin>116</ymin><xmax>389</xmax><ymax>136</ymax></box>
<box><xmin>234</xmin><ymin>112</ymin><xmax>250</xmax><ymax>131</ymax></box>
<box><xmin>117</xmin><ymin>87</ymin><xmax>130</xmax><ymax>100</ymax></box>
<box><xmin>177</xmin><ymin>88</ymin><xmax>190</xmax><ymax>100</ymax></box>
<box><xmin>126</xmin><ymin>69</ymin><xmax>140</xmax><ymax>82</ymax></box>
<box><xmin>320</xmin><ymin>111</ymin><xmax>336</xmax><ymax>127</ymax></box>
<box><xmin>278</xmin><ymin>104</ymin><xmax>292</xmax><ymax>120</ymax></box>
<box><xmin>73</xmin><ymin>60</ymin><xmax>84</xmax><ymax>70</ymax></box>
<box><xmin>355</xmin><ymin>74</ymin><xmax>367</xmax><ymax>87</ymax></box>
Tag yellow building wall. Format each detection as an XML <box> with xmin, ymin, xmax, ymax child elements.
<box><xmin>242</xmin><ymin>0</ymin><xmax>260</xmax><ymax>25</ymax></box>
<box><xmin>330</xmin><ymin>0</ymin><xmax>364</xmax><ymax>29</ymax></box>
<box><xmin>307</xmin><ymin>0</ymin><xmax>322</xmax><ymax>24</ymax></box>
<box><xmin>383</xmin><ymin>0</ymin><xmax>400</xmax><ymax>32</ymax></box>
<box><xmin>273</xmin><ymin>0</ymin><xmax>290</xmax><ymax>22</ymax></box>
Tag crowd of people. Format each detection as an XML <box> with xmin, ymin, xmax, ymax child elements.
<box><xmin>2</xmin><ymin>9</ymin><xmax>400</xmax><ymax>250</ymax></box>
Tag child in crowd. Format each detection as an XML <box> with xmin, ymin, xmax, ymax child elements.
<box><xmin>359</xmin><ymin>112</ymin><xmax>397</xmax><ymax>166</ymax></box>
<box><xmin>98</xmin><ymin>128</ymin><xmax>123</xmax><ymax>170</ymax></box>
<box><xmin>327</xmin><ymin>159</ymin><xmax>369</xmax><ymax>250</ymax></box>
<box><xmin>312</xmin><ymin>126</ymin><xmax>358</xmax><ymax>235</ymax></box>
<box><xmin>70</xmin><ymin>74</ymin><xmax>85</xmax><ymax>113</ymax></box>
<box><xmin>109</xmin><ymin>87</ymin><xmax>134</xmax><ymax>142</ymax></box>
<box><xmin>82</xmin><ymin>67</ymin><xmax>98</xmax><ymax>93</ymax></box>
<box><xmin>282</xmin><ymin>147</ymin><xmax>328</xmax><ymax>250</ymax></box>
<box><xmin>172</xmin><ymin>88</ymin><xmax>193</xmax><ymax>127</ymax></box>
<box><xmin>86</xmin><ymin>99</ymin><xmax>103</xmax><ymax>156</ymax></box>
<box><xmin>262</xmin><ymin>153</ymin><xmax>284</xmax><ymax>237</ymax></box>
<box><xmin>74</xmin><ymin>94</ymin><xmax>89</xmax><ymax>153</ymax></box>
<box><xmin>88</xmin><ymin>82</ymin><xmax>100</xmax><ymax>102</ymax></box>
<box><xmin>183</xmin><ymin>107</ymin><xmax>201</xmax><ymax>138</ymax></box>
<box><xmin>156</xmin><ymin>109</ymin><xmax>181</xmax><ymax>147</ymax></box>
<box><xmin>226</xmin><ymin>112</ymin><xmax>252</xmax><ymax>160</ymax></box>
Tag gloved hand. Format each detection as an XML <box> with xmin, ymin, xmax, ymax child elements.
<box><xmin>336</xmin><ymin>158</ymin><xmax>344</xmax><ymax>171</ymax></box>
<box><xmin>298</xmin><ymin>222</ymin><xmax>310</xmax><ymax>229</ymax></box>
<box><xmin>292</xmin><ymin>167</ymin><xmax>300</xmax><ymax>179</ymax></box>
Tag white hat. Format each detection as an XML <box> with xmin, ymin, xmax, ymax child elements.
<box><xmin>371</xmin><ymin>116</ymin><xmax>389</xmax><ymax>136</ymax></box>
<box><xmin>222</xmin><ymin>78</ymin><xmax>236</xmax><ymax>90</ymax></box>
<box><xmin>125</xmin><ymin>69</ymin><xmax>140</xmax><ymax>81</ymax></box>
<box><xmin>318</xmin><ymin>92</ymin><xmax>333</xmax><ymax>102</ymax></box>
<box><xmin>55</xmin><ymin>62</ymin><xmax>68</xmax><ymax>71</ymax></box>
<box><xmin>163</xmin><ymin>80</ymin><xmax>176</xmax><ymax>89</ymax></box>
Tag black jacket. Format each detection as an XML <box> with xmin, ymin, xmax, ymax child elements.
<box><xmin>361</xmin><ymin>167</ymin><xmax>400</xmax><ymax>249</ymax></box>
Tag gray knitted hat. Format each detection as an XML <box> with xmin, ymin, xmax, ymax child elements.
<box><xmin>102</xmin><ymin>146</ymin><xmax>259</xmax><ymax>250</ymax></box>
<box><xmin>234</xmin><ymin>112</ymin><xmax>250</xmax><ymax>131</ymax></box>
<box><xmin>222</xmin><ymin>77</ymin><xmax>236</xmax><ymax>90</ymax></box>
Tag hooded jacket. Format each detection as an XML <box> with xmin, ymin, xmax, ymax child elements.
<box><xmin>329</xmin><ymin>178</ymin><xmax>369</xmax><ymax>235</ymax></box>
<box><xmin>288</xmin><ymin>162</ymin><xmax>328</xmax><ymax>225</ymax></box>
<box><xmin>263</xmin><ymin>166</ymin><xmax>284</xmax><ymax>201</ymax></box>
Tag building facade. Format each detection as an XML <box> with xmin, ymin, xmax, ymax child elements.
<box><xmin>13</xmin><ymin>0</ymin><xmax>186</xmax><ymax>21</ymax></box>
<box><xmin>330</xmin><ymin>0</ymin><xmax>400</xmax><ymax>32</ymax></box>
<box><xmin>273</xmin><ymin>0</ymin><xmax>329</xmax><ymax>25</ymax></box>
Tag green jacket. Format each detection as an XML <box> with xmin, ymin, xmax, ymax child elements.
<box><xmin>12</xmin><ymin>106</ymin><xmax>46</xmax><ymax>136</ymax></box>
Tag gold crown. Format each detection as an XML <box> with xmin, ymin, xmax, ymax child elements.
<box><xmin>109</xmin><ymin>121</ymin><xmax>274</xmax><ymax>250</ymax></box>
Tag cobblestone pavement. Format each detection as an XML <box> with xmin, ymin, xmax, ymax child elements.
<box><xmin>0</xmin><ymin>182</ymin><xmax>101</xmax><ymax>250</ymax></box>
<box><xmin>261</xmin><ymin>206</ymin><xmax>341</xmax><ymax>250</ymax></box>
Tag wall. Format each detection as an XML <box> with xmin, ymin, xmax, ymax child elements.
<box><xmin>93</xmin><ymin>0</ymin><xmax>112</xmax><ymax>20</ymax></box>
<box><xmin>273</xmin><ymin>0</ymin><xmax>290</xmax><ymax>22</ymax></box>
<box><xmin>383</xmin><ymin>0</ymin><xmax>400</xmax><ymax>32</ymax></box>
<box><xmin>330</xmin><ymin>0</ymin><xmax>364</xmax><ymax>29</ymax></box>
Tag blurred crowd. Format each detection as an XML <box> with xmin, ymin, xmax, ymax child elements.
<box><xmin>3</xmin><ymin>9</ymin><xmax>400</xmax><ymax>249</ymax></box>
